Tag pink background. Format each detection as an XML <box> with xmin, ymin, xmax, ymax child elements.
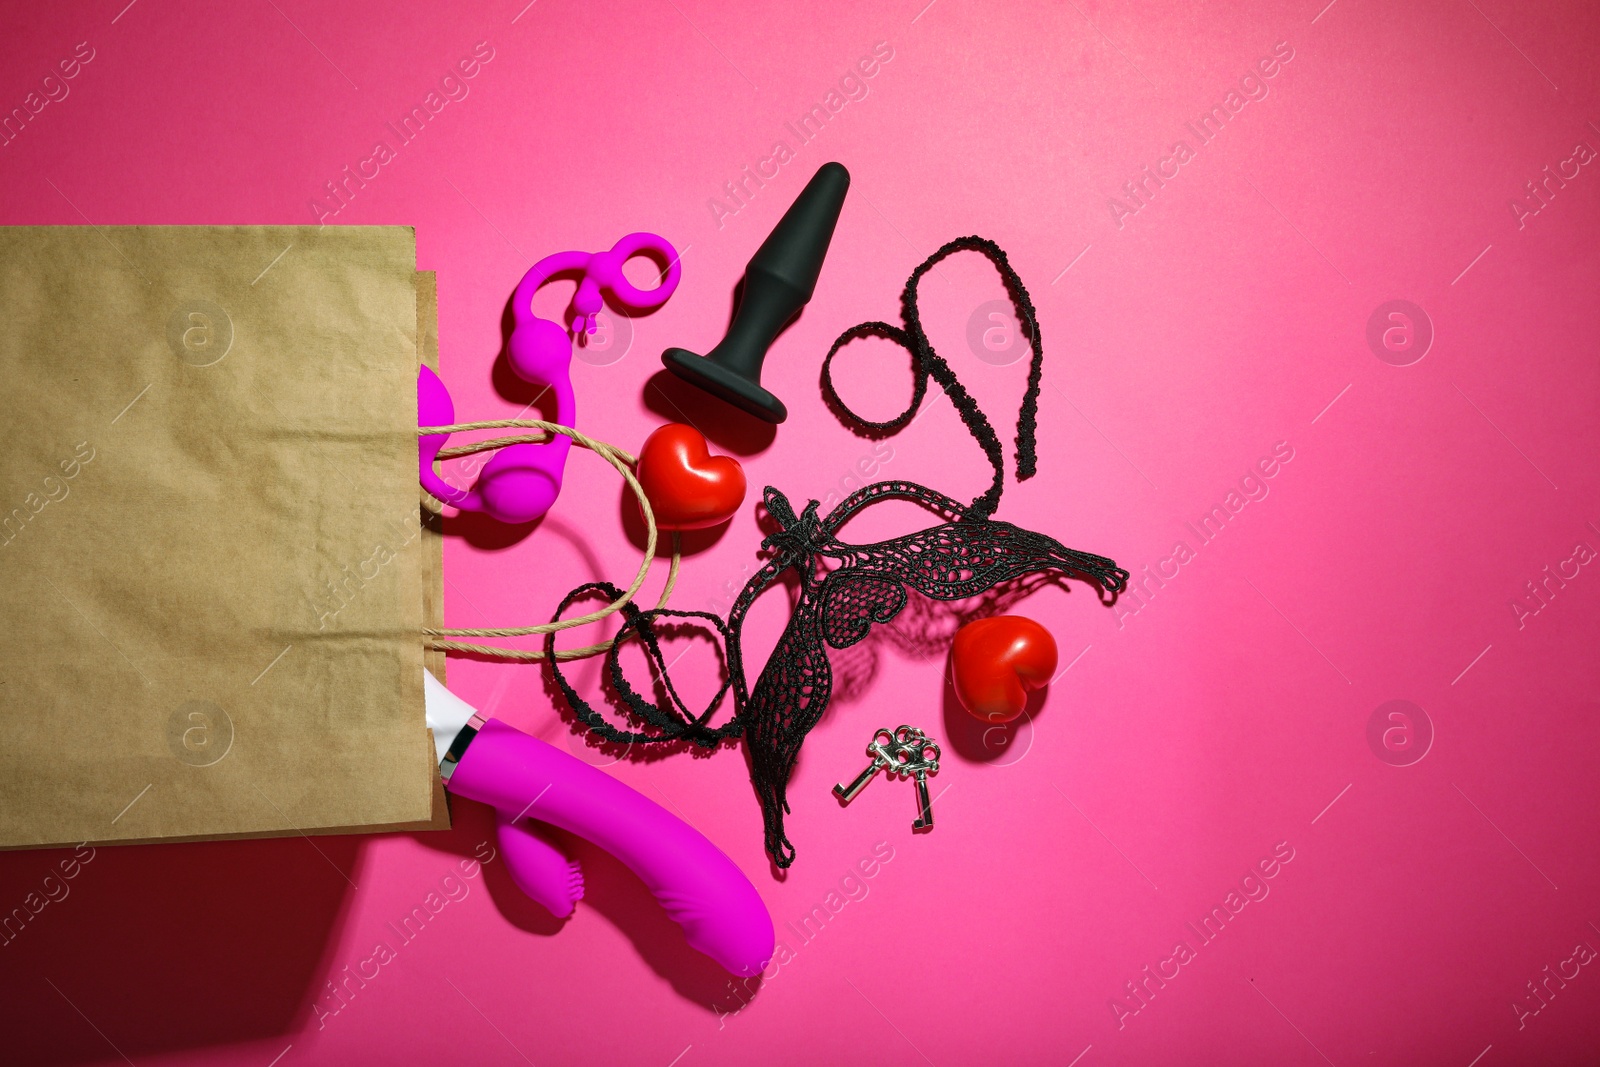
<box><xmin>4</xmin><ymin>0</ymin><xmax>1600</xmax><ymax>1064</ymax></box>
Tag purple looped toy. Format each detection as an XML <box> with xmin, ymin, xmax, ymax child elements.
<box><xmin>419</xmin><ymin>233</ymin><xmax>682</xmax><ymax>524</ymax></box>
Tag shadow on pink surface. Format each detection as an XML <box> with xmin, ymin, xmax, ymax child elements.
<box><xmin>643</xmin><ymin>370</ymin><xmax>779</xmax><ymax>458</ymax></box>
<box><xmin>411</xmin><ymin>797</ymin><xmax>737</xmax><ymax>1011</ymax></box>
<box><xmin>618</xmin><ymin>480</ymin><xmax>734</xmax><ymax>556</ymax></box>
<box><xmin>941</xmin><ymin>664</ymin><xmax>1052</xmax><ymax>765</ymax></box>
<box><xmin>0</xmin><ymin>835</ymin><xmax>361</xmax><ymax>1066</ymax></box>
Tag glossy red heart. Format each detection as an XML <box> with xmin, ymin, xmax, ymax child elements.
<box><xmin>635</xmin><ymin>423</ymin><xmax>746</xmax><ymax>531</ymax></box>
<box><xmin>950</xmin><ymin>616</ymin><xmax>1059</xmax><ymax>723</ymax></box>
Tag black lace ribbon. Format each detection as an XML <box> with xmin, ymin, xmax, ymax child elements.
<box><xmin>548</xmin><ymin>236</ymin><xmax>1129</xmax><ymax>868</ymax></box>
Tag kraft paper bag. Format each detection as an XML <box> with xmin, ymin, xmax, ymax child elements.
<box><xmin>417</xmin><ymin>269</ymin><xmax>448</xmax><ymax>686</ymax></box>
<box><xmin>417</xmin><ymin>269</ymin><xmax>452</xmax><ymax>832</ymax></box>
<box><xmin>0</xmin><ymin>226</ymin><xmax>442</xmax><ymax>849</ymax></box>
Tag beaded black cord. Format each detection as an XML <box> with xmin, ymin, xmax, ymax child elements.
<box><xmin>547</xmin><ymin>236</ymin><xmax>1129</xmax><ymax>868</ymax></box>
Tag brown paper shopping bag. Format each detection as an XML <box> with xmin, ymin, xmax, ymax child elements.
<box><xmin>0</xmin><ymin>225</ymin><xmax>442</xmax><ymax>849</ymax></box>
<box><xmin>417</xmin><ymin>269</ymin><xmax>448</xmax><ymax>687</ymax></box>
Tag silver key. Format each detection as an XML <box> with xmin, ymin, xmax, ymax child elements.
<box><xmin>833</xmin><ymin>728</ymin><xmax>897</xmax><ymax>802</ymax></box>
<box><xmin>834</xmin><ymin>725</ymin><xmax>941</xmax><ymax>831</ymax></box>
<box><xmin>911</xmin><ymin>766</ymin><xmax>935</xmax><ymax>831</ymax></box>
<box><xmin>895</xmin><ymin>733</ymin><xmax>940</xmax><ymax>831</ymax></box>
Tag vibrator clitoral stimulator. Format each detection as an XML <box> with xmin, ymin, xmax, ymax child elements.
<box><xmin>419</xmin><ymin>232</ymin><xmax>682</xmax><ymax>524</ymax></box>
<box><xmin>423</xmin><ymin>670</ymin><xmax>775</xmax><ymax>977</ymax></box>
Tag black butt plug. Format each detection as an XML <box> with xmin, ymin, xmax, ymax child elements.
<box><xmin>662</xmin><ymin>161</ymin><xmax>850</xmax><ymax>424</ymax></box>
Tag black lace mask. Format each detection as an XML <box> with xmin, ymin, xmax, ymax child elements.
<box><xmin>549</xmin><ymin>236</ymin><xmax>1129</xmax><ymax>868</ymax></box>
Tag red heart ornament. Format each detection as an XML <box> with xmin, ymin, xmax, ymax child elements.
<box><xmin>950</xmin><ymin>616</ymin><xmax>1059</xmax><ymax>723</ymax></box>
<box><xmin>635</xmin><ymin>423</ymin><xmax>747</xmax><ymax>531</ymax></box>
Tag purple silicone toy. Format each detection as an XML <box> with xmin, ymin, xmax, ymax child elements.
<box><xmin>419</xmin><ymin>232</ymin><xmax>682</xmax><ymax>525</ymax></box>
<box><xmin>418</xmin><ymin>364</ymin><xmax>562</xmax><ymax>525</ymax></box>
<box><xmin>425</xmin><ymin>672</ymin><xmax>775</xmax><ymax>977</ymax></box>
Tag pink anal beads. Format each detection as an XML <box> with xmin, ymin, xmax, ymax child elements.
<box><xmin>419</xmin><ymin>232</ymin><xmax>682</xmax><ymax>526</ymax></box>
<box><xmin>507</xmin><ymin>232</ymin><xmax>682</xmax><ymax>385</ymax></box>
<box><xmin>418</xmin><ymin>364</ymin><xmax>567</xmax><ymax>525</ymax></box>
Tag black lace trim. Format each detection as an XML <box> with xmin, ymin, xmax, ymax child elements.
<box><xmin>820</xmin><ymin>235</ymin><xmax>1044</xmax><ymax>520</ymax></box>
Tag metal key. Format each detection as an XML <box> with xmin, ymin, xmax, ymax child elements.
<box><xmin>897</xmin><ymin>736</ymin><xmax>940</xmax><ymax>831</ymax></box>
<box><xmin>833</xmin><ymin>728</ymin><xmax>897</xmax><ymax>802</ymax></box>
<box><xmin>834</xmin><ymin>725</ymin><xmax>941</xmax><ymax>831</ymax></box>
<box><xmin>910</xmin><ymin>766</ymin><xmax>936</xmax><ymax>831</ymax></box>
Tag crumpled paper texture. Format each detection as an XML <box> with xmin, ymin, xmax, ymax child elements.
<box><xmin>0</xmin><ymin>225</ymin><xmax>440</xmax><ymax>848</ymax></box>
